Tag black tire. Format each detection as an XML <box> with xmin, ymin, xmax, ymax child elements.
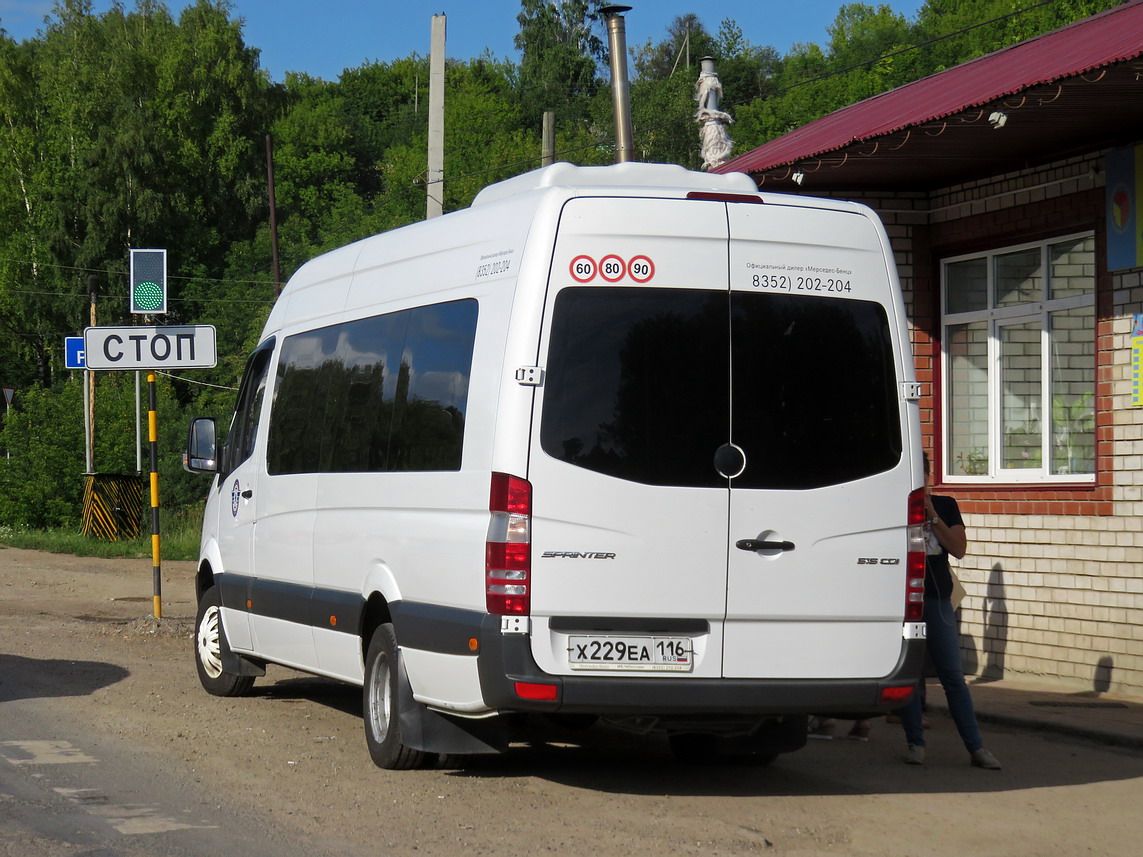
<box><xmin>363</xmin><ymin>623</ymin><xmax>426</xmax><ymax>770</ymax></box>
<box><xmin>194</xmin><ymin>585</ymin><xmax>255</xmax><ymax>697</ymax></box>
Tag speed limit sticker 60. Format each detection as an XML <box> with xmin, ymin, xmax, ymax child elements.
<box><xmin>570</xmin><ymin>255</ymin><xmax>596</xmax><ymax>283</ymax></box>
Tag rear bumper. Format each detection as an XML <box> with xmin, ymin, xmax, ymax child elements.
<box><xmin>391</xmin><ymin>602</ymin><xmax>926</xmax><ymax>719</ymax></box>
<box><xmin>477</xmin><ymin>614</ymin><xmax>926</xmax><ymax>717</ymax></box>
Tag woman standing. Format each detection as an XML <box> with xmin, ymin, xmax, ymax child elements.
<box><xmin>898</xmin><ymin>453</ymin><xmax>1001</xmax><ymax>770</ymax></box>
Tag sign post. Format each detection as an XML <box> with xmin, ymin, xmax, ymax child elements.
<box><xmin>84</xmin><ymin>324</ymin><xmax>217</xmax><ymax>618</ymax></box>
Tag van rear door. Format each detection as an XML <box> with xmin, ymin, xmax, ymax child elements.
<box><xmin>526</xmin><ymin>197</ymin><xmax>732</xmax><ymax>678</ymax></box>
<box><xmin>723</xmin><ymin>202</ymin><xmax>908</xmax><ymax>679</ymax></box>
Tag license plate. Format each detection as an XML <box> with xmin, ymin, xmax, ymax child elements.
<box><xmin>568</xmin><ymin>635</ymin><xmax>693</xmax><ymax>672</ymax></box>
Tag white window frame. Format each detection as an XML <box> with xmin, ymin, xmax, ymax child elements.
<box><xmin>940</xmin><ymin>231</ymin><xmax>1096</xmax><ymax>484</ymax></box>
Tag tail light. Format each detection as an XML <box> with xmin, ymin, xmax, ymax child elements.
<box><xmin>880</xmin><ymin>685</ymin><xmax>914</xmax><ymax>705</ymax></box>
<box><xmin>905</xmin><ymin>488</ymin><xmax>927</xmax><ymax>621</ymax></box>
<box><xmin>487</xmin><ymin>472</ymin><xmax>531</xmax><ymax>615</ymax></box>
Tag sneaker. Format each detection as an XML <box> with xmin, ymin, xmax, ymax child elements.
<box><xmin>903</xmin><ymin>744</ymin><xmax>925</xmax><ymax>765</ymax></box>
<box><xmin>847</xmin><ymin>720</ymin><xmax>872</xmax><ymax>741</ymax></box>
<box><xmin>971</xmin><ymin>748</ymin><xmax>1002</xmax><ymax>770</ymax></box>
<box><xmin>808</xmin><ymin>717</ymin><xmax>836</xmax><ymax>739</ymax></box>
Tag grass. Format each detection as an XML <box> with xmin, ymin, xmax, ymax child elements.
<box><xmin>0</xmin><ymin>509</ymin><xmax>202</xmax><ymax>561</ymax></box>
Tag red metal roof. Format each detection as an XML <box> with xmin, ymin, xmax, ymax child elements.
<box><xmin>717</xmin><ymin>0</ymin><xmax>1143</xmax><ymax>177</ymax></box>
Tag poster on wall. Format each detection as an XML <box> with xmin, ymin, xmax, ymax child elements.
<box><xmin>1107</xmin><ymin>144</ymin><xmax>1143</xmax><ymax>272</ymax></box>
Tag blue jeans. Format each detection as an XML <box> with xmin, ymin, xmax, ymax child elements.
<box><xmin>898</xmin><ymin>595</ymin><xmax>983</xmax><ymax>752</ymax></box>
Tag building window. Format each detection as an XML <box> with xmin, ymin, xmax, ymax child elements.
<box><xmin>941</xmin><ymin>234</ymin><xmax>1095</xmax><ymax>482</ymax></box>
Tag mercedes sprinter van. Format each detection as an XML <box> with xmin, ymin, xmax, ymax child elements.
<box><xmin>185</xmin><ymin>162</ymin><xmax>926</xmax><ymax>769</ymax></box>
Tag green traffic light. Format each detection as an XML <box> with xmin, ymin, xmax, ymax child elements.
<box><xmin>134</xmin><ymin>280</ymin><xmax>163</xmax><ymax>311</ymax></box>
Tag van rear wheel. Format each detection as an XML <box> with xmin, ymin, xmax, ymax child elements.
<box><xmin>194</xmin><ymin>585</ymin><xmax>255</xmax><ymax>697</ymax></box>
<box><xmin>363</xmin><ymin>623</ymin><xmax>426</xmax><ymax>770</ymax></box>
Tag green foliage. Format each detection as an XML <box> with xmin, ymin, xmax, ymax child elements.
<box><xmin>0</xmin><ymin>372</ymin><xmax>210</xmax><ymax>529</ymax></box>
<box><xmin>632</xmin><ymin>14</ymin><xmax>717</xmax><ymax>80</ymax></box>
<box><xmin>514</xmin><ymin>0</ymin><xmax>602</xmax><ymax>128</ymax></box>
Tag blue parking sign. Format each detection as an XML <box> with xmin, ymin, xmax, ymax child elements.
<box><xmin>65</xmin><ymin>336</ymin><xmax>86</xmax><ymax>369</ymax></box>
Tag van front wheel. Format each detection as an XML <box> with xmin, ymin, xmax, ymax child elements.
<box><xmin>194</xmin><ymin>586</ymin><xmax>255</xmax><ymax>697</ymax></box>
<box><xmin>363</xmin><ymin>623</ymin><xmax>426</xmax><ymax>770</ymax></box>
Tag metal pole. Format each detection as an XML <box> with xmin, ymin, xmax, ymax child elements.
<box><xmin>87</xmin><ymin>275</ymin><xmax>98</xmax><ymax>471</ymax></box>
<box><xmin>148</xmin><ymin>372</ymin><xmax>162</xmax><ymax>619</ymax></box>
<box><xmin>601</xmin><ymin>5</ymin><xmax>635</xmax><ymax>164</ymax></box>
<box><xmin>83</xmin><ymin>372</ymin><xmax>93</xmax><ymax>472</ymax></box>
<box><xmin>426</xmin><ymin>14</ymin><xmax>446</xmax><ymax>218</ymax></box>
<box><xmin>135</xmin><ymin>371</ymin><xmax>142</xmax><ymax>472</ymax></box>
<box><xmin>265</xmin><ymin>134</ymin><xmax>282</xmax><ymax>298</ymax></box>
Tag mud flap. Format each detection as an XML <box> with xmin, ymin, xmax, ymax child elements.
<box><xmin>218</xmin><ymin>619</ymin><xmax>266</xmax><ymax>677</ymax></box>
<box><xmin>396</xmin><ymin>652</ymin><xmax>507</xmax><ymax>755</ymax></box>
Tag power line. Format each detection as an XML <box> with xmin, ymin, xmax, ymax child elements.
<box><xmin>155</xmin><ymin>371</ymin><xmax>238</xmax><ymax>391</ymax></box>
<box><xmin>2</xmin><ymin>288</ymin><xmax>273</xmax><ymax>305</ymax></box>
<box><xmin>0</xmin><ymin>257</ymin><xmax>275</xmax><ymax>287</ymax></box>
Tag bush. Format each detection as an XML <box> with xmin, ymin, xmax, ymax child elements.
<box><xmin>0</xmin><ymin>372</ymin><xmax>214</xmax><ymax>530</ymax></box>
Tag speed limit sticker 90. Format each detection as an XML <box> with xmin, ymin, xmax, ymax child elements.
<box><xmin>568</xmin><ymin>254</ymin><xmax>656</xmax><ymax>284</ymax></box>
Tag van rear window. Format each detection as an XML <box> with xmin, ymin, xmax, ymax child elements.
<box><xmin>267</xmin><ymin>299</ymin><xmax>477</xmax><ymax>475</ymax></box>
<box><xmin>540</xmin><ymin>288</ymin><xmax>901</xmax><ymax>489</ymax></box>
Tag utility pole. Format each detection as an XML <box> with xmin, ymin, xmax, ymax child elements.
<box><xmin>426</xmin><ymin>14</ymin><xmax>446</xmax><ymax>219</ymax></box>
<box><xmin>542</xmin><ymin>111</ymin><xmax>556</xmax><ymax>166</ymax></box>
<box><xmin>266</xmin><ymin>135</ymin><xmax>282</xmax><ymax>298</ymax></box>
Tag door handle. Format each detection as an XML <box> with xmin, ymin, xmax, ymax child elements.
<box><xmin>241</xmin><ymin>490</ymin><xmax>253</xmax><ymax>499</ymax></box>
<box><xmin>736</xmin><ymin>539</ymin><xmax>795</xmax><ymax>552</ymax></box>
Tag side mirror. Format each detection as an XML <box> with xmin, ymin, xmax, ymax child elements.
<box><xmin>184</xmin><ymin>417</ymin><xmax>218</xmax><ymax>473</ymax></box>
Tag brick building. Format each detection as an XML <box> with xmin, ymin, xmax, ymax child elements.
<box><xmin>716</xmin><ymin>1</ymin><xmax>1143</xmax><ymax>695</ymax></box>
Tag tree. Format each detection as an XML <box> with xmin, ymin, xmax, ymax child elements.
<box><xmin>632</xmin><ymin>13</ymin><xmax>717</xmax><ymax>80</ymax></box>
<box><xmin>514</xmin><ymin>0</ymin><xmax>603</xmax><ymax>129</ymax></box>
<box><xmin>911</xmin><ymin>0</ymin><xmax>1121</xmax><ymax>75</ymax></box>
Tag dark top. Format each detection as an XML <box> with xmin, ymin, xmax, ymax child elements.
<box><xmin>925</xmin><ymin>493</ymin><xmax>964</xmax><ymax>599</ymax></box>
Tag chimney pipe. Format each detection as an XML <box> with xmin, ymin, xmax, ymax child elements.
<box><xmin>600</xmin><ymin>5</ymin><xmax>634</xmax><ymax>163</ymax></box>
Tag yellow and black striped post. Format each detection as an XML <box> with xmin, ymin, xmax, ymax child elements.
<box><xmin>147</xmin><ymin>372</ymin><xmax>162</xmax><ymax>619</ymax></box>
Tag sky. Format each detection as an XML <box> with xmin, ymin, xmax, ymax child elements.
<box><xmin>0</xmin><ymin>0</ymin><xmax>924</xmax><ymax>82</ymax></box>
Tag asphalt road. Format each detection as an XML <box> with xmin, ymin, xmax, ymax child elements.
<box><xmin>2</xmin><ymin>545</ymin><xmax>1142</xmax><ymax>857</ymax></box>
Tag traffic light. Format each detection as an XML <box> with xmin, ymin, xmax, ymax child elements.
<box><xmin>130</xmin><ymin>249</ymin><xmax>167</xmax><ymax>315</ymax></box>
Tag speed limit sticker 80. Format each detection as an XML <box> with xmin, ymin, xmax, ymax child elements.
<box><xmin>570</xmin><ymin>254</ymin><xmax>655</xmax><ymax>284</ymax></box>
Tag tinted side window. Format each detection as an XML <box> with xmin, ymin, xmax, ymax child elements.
<box><xmin>731</xmin><ymin>292</ymin><xmax>901</xmax><ymax>489</ymax></box>
<box><xmin>540</xmin><ymin>288</ymin><xmax>729</xmax><ymax>487</ymax></box>
<box><xmin>265</xmin><ymin>325</ymin><xmax>339</xmax><ymax>474</ymax></box>
<box><xmin>221</xmin><ymin>341</ymin><xmax>274</xmax><ymax>481</ymax></box>
<box><xmin>267</xmin><ymin>299</ymin><xmax>477</xmax><ymax>475</ymax></box>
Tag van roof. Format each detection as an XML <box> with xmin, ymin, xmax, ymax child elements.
<box><xmin>471</xmin><ymin>161</ymin><xmax>759</xmax><ymax>207</ymax></box>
